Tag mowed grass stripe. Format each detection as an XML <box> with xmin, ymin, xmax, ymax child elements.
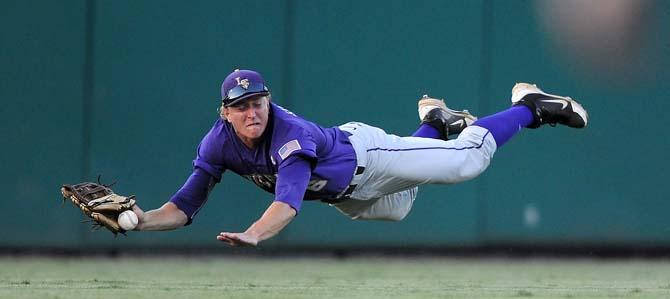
<box><xmin>1</xmin><ymin>280</ymin><xmax>667</xmax><ymax>291</ymax></box>
<box><xmin>1</xmin><ymin>257</ymin><xmax>669</xmax><ymax>298</ymax></box>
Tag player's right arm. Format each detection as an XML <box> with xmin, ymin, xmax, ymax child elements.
<box><xmin>134</xmin><ymin>167</ymin><xmax>219</xmax><ymax>230</ymax></box>
<box><xmin>135</xmin><ymin>120</ymin><xmax>226</xmax><ymax>231</ymax></box>
<box><xmin>132</xmin><ymin>202</ymin><xmax>188</xmax><ymax>231</ymax></box>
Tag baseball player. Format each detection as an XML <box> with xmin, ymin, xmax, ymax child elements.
<box><xmin>130</xmin><ymin>69</ymin><xmax>588</xmax><ymax>247</ymax></box>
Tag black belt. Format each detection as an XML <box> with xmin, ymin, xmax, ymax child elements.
<box><xmin>320</xmin><ymin>166</ymin><xmax>365</xmax><ymax>204</ymax></box>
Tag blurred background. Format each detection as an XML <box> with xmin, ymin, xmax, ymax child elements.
<box><xmin>1</xmin><ymin>0</ymin><xmax>669</xmax><ymax>253</ymax></box>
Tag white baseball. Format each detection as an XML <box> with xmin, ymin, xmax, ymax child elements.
<box><xmin>118</xmin><ymin>210</ymin><xmax>139</xmax><ymax>231</ymax></box>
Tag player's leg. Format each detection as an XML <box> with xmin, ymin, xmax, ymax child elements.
<box><xmin>343</xmin><ymin>83</ymin><xmax>588</xmax><ymax>196</ymax></box>
<box><xmin>332</xmin><ymin>187</ymin><xmax>417</xmax><ymax>221</ymax></box>
<box><xmin>334</xmin><ymin>124</ymin><xmax>493</xmax><ymax>221</ymax></box>
<box><xmin>411</xmin><ymin>124</ymin><xmax>442</xmax><ymax>139</ymax></box>
<box><xmin>376</xmin><ymin>126</ymin><xmax>497</xmax><ymax>187</ymax></box>
<box><xmin>468</xmin><ymin>105</ymin><xmax>534</xmax><ymax>147</ymax></box>
<box><xmin>469</xmin><ymin>83</ymin><xmax>588</xmax><ymax>147</ymax></box>
<box><xmin>413</xmin><ymin>84</ymin><xmax>587</xmax><ymax>145</ymax></box>
<box><xmin>339</xmin><ymin>122</ymin><xmax>496</xmax><ymax>199</ymax></box>
<box><xmin>412</xmin><ymin>95</ymin><xmax>477</xmax><ymax>140</ymax></box>
<box><xmin>510</xmin><ymin>83</ymin><xmax>588</xmax><ymax>128</ymax></box>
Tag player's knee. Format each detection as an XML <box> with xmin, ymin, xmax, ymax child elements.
<box><xmin>434</xmin><ymin>151</ymin><xmax>491</xmax><ymax>183</ymax></box>
<box><xmin>358</xmin><ymin>204</ymin><xmax>412</xmax><ymax>222</ymax></box>
<box><xmin>353</xmin><ymin>210</ymin><xmax>408</xmax><ymax>221</ymax></box>
<box><xmin>457</xmin><ymin>157</ymin><xmax>490</xmax><ymax>181</ymax></box>
<box><xmin>380</xmin><ymin>210</ymin><xmax>409</xmax><ymax>221</ymax></box>
<box><xmin>434</xmin><ymin>152</ymin><xmax>489</xmax><ymax>184</ymax></box>
<box><xmin>333</xmin><ymin>189</ymin><xmax>416</xmax><ymax>222</ymax></box>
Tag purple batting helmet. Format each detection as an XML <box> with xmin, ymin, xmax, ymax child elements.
<box><xmin>221</xmin><ymin>69</ymin><xmax>270</xmax><ymax>107</ymax></box>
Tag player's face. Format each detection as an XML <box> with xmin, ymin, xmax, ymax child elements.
<box><xmin>224</xmin><ymin>96</ymin><xmax>270</xmax><ymax>147</ymax></box>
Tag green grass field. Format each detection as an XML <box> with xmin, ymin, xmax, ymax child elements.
<box><xmin>1</xmin><ymin>256</ymin><xmax>670</xmax><ymax>299</ymax></box>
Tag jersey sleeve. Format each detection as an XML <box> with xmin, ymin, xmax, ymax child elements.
<box><xmin>274</xmin><ymin>155</ymin><xmax>312</xmax><ymax>213</ymax></box>
<box><xmin>192</xmin><ymin>120</ymin><xmax>227</xmax><ymax>180</ymax></box>
<box><xmin>193</xmin><ymin>144</ymin><xmax>225</xmax><ymax>180</ymax></box>
<box><xmin>274</xmin><ymin>132</ymin><xmax>318</xmax><ymax>165</ymax></box>
<box><xmin>171</xmin><ymin>119</ymin><xmax>227</xmax><ymax>225</ymax></box>
<box><xmin>169</xmin><ymin>167</ymin><xmax>218</xmax><ymax>225</ymax></box>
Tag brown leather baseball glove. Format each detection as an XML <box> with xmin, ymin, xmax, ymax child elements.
<box><xmin>60</xmin><ymin>181</ymin><xmax>136</xmax><ymax>235</ymax></box>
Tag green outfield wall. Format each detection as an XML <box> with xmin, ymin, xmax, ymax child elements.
<box><xmin>2</xmin><ymin>0</ymin><xmax>669</xmax><ymax>249</ymax></box>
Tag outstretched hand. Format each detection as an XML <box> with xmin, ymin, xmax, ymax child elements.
<box><xmin>216</xmin><ymin>201</ymin><xmax>296</xmax><ymax>247</ymax></box>
<box><xmin>217</xmin><ymin>232</ymin><xmax>259</xmax><ymax>247</ymax></box>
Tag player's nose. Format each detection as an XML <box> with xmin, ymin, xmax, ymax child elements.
<box><xmin>245</xmin><ymin>108</ymin><xmax>257</xmax><ymax>118</ymax></box>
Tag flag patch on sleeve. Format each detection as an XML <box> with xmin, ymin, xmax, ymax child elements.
<box><xmin>278</xmin><ymin>139</ymin><xmax>301</xmax><ymax>160</ymax></box>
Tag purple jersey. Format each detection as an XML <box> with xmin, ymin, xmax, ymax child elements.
<box><xmin>170</xmin><ymin>103</ymin><xmax>357</xmax><ymax>222</ymax></box>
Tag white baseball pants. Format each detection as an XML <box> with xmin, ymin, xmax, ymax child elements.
<box><xmin>333</xmin><ymin>122</ymin><xmax>497</xmax><ymax>221</ymax></box>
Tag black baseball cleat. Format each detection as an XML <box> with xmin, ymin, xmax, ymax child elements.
<box><xmin>417</xmin><ymin>95</ymin><xmax>477</xmax><ymax>139</ymax></box>
<box><xmin>511</xmin><ymin>83</ymin><xmax>589</xmax><ymax>129</ymax></box>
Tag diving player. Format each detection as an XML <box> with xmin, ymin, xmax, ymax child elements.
<box><xmin>131</xmin><ymin>69</ymin><xmax>588</xmax><ymax>247</ymax></box>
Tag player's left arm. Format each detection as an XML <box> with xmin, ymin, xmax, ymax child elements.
<box><xmin>217</xmin><ymin>155</ymin><xmax>312</xmax><ymax>247</ymax></box>
<box><xmin>217</xmin><ymin>201</ymin><xmax>296</xmax><ymax>246</ymax></box>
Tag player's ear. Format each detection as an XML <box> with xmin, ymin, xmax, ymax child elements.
<box><xmin>223</xmin><ymin>108</ymin><xmax>232</xmax><ymax>122</ymax></box>
<box><xmin>219</xmin><ymin>104</ymin><xmax>230</xmax><ymax>122</ymax></box>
